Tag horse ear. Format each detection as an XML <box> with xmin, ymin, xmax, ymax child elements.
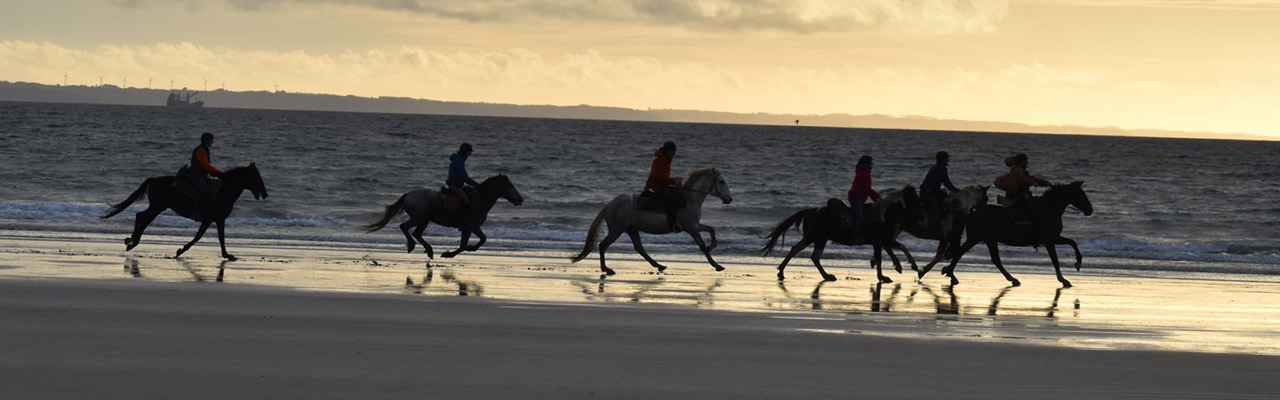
<box><xmin>1072</xmin><ymin>181</ymin><xmax>1083</xmax><ymax>187</ymax></box>
<box><xmin>250</xmin><ymin>162</ymin><xmax>256</xmax><ymax>168</ymax></box>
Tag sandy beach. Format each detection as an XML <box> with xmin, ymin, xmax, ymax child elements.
<box><xmin>3</xmin><ymin>231</ymin><xmax>1280</xmax><ymax>399</ymax></box>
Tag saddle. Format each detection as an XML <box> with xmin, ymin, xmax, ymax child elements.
<box><xmin>998</xmin><ymin>195</ymin><xmax>1043</xmax><ymax>225</ymax></box>
<box><xmin>439</xmin><ymin>185</ymin><xmax>478</xmax><ymax>214</ymax></box>
<box><xmin>636</xmin><ymin>190</ymin><xmax>667</xmax><ymax>212</ymax></box>
<box><xmin>172</xmin><ymin>165</ymin><xmax>222</xmax><ymax>201</ymax></box>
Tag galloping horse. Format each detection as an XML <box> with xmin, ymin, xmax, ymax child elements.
<box><xmin>894</xmin><ymin>185</ymin><xmax>989</xmax><ymax>271</ymax></box>
<box><xmin>364</xmin><ymin>175</ymin><xmax>523</xmax><ymax>259</ymax></box>
<box><xmin>761</xmin><ymin>186</ymin><xmax>923</xmax><ymax>283</ymax></box>
<box><xmin>571</xmin><ymin>168</ymin><xmax>732</xmax><ymax>275</ymax></box>
<box><xmin>919</xmin><ymin>181</ymin><xmax>1093</xmax><ymax>287</ymax></box>
<box><xmin>101</xmin><ymin>163</ymin><xmax>269</xmax><ymax>261</ymax></box>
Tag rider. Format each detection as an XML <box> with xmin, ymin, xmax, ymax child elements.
<box><xmin>645</xmin><ymin>141</ymin><xmax>685</xmax><ymax>232</ymax></box>
<box><xmin>994</xmin><ymin>153</ymin><xmax>1051</xmax><ymax>227</ymax></box>
<box><xmin>920</xmin><ymin>151</ymin><xmax>960</xmax><ymax>231</ymax></box>
<box><xmin>447</xmin><ymin>143</ymin><xmax>479</xmax><ymax>212</ymax></box>
<box><xmin>189</xmin><ymin>132</ymin><xmax>223</xmax><ymax>207</ymax></box>
<box><xmin>847</xmin><ymin>155</ymin><xmax>881</xmax><ymax>238</ymax></box>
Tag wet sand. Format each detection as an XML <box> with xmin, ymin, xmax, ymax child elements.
<box><xmin>3</xmin><ymin>231</ymin><xmax>1280</xmax><ymax>398</ymax></box>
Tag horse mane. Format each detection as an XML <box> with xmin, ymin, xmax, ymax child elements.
<box><xmin>682</xmin><ymin>168</ymin><xmax>717</xmax><ymax>188</ymax></box>
<box><xmin>478</xmin><ymin>174</ymin><xmax>509</xmax><ymax>186</ymax></box>
<box><xmin>1043</xmin><ymin>181</ymin><xmax>1083</xmax><ymax>197</ymax></box>
<box><xmin>879</xmin><ymin>185</ymin><xmax>915</xmax><ymax>204</ymax></box>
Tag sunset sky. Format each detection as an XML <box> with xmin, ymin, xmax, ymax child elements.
<box><xmin>2</xmin><ymin>0</ymin><xmax>1278</xmax><ymax>137</ymax></box>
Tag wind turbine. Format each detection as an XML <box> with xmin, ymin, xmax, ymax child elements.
<box><xmin>148</xmin><ymin>77</ymin><xmax>153</xmax><ymax>90</ymax></box>
<box><xmin>62</xmin><ymin>72</ymin><xmax>67</xmax><ymax>86</ymax></box>
<box><xmin>122</xmin><ymin>78</ymin><xmax>127</xmax><ymax>88</ymax></box>
<box><xmin>203</xmin><ymin>79</ymin><xmax>208</xmax><ymax>91</ymax></box>
<box><xmin>98</xmin><ymin>75</ymin><xmax>104</xmax><ymax>87</ymax></box>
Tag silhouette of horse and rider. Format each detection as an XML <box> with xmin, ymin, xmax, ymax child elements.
<box><xmin>102</xmin><ymin>133</ymin><xmax>1090</xmax><ymax>287</ymax></box>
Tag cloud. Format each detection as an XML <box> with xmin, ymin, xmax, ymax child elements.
<box><xmin>4</xmin><ymin>40</ymin><xmax>1277</xmax><ymax>135</ymax></box>
<box><xmin>1017</xmin><ymin>0</ymin><xmax>1280</xmax><ymax>10</ymax></box>
<box><xmin>114</xmin><ymin>0</ymin><xmax>1010</xmax><ymax>34</ymax></box>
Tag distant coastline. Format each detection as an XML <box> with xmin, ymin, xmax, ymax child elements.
<box><xmin>0</xmin><ymin>80</ymin><xmax>1268</xmax><ymax>141</ymax></box>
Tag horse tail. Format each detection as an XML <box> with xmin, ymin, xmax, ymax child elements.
<box><xmin>101</xmin><ymin>178</ymin><xmax>154</xmax><ymax>220</ymax></box>
<box><xmin>760</xmin><ymin>208</ymin><xmax>815</xmax><ymax>256</ymax></box>
<box><xmin>363</xmin><ymin>193</ymin><xmax>407</xmax><ymax>233</ymax></box>
<box><xmin>570</xmin><ymin>205</ymin><xmax>609</xmax><ymax>263</ymax></box>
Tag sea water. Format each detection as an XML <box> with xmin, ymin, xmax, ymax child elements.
<box><xmin>1</xmin><ymin>101</ymin><xmax>1277</xmax><ymax>274</ymax></box>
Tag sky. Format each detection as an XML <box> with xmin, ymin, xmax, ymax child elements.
<box><xmin>2</xmin><ymin>0</ymin><xmax>1279</xmax><ymax>138</ymax></box>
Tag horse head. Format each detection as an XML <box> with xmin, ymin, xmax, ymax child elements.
<box><xmin>1048</xmin><ymin>181</ymin><xmax>1092</xmax><ymax>216</ymax></box>
<box><xmin>480</xmin><ymin>174</ymin><xmax>523</xmax><ymax>206</ymax></box>
<box><xmin>686</xmin><ymin>168</ymin><xmax>732</xmax><ymax>204</ymax></box>
<box><xmin>228</xmin><ymin>162</ymin><xmax>269</xmax><ymax>200</ymax></box>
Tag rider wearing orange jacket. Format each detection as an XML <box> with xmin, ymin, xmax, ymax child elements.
<box><xmin>645</xmin><ymin>141</ymin><xmax>685</xmax><ymax>231</ymax></box>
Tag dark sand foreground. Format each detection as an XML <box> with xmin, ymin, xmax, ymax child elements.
<box><xmin>3</xmin><ymin>232</ymin><xmax>1280</xmax><ymax>398</ymax></box>
<box><xmin>4</xmin><ymin>278</ymin><xmax>1280</xmax><ymax>399</ymax></box>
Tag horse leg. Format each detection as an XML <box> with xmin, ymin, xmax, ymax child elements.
<box><xmin>809</xmin><ymin>240</ymin><xmax>836</xmax><ymax>282</ymax></box>
<box><xmin>442</xmin><ymin>229</ymin><xmax>472</xmax><ymax>258</ymax></box>
<box><xmin>596</xmin><ymin>229</ymin><xmax>623</xmax><ymax>276</ymax></box>
<box><xmin>884</xmin><ymin>247</ymin><xmax>903</xmax><ymax>274</ymax></box>
<box><xmin>1056</xmin><ymin>236</ymin><xmax>1083</xmax><ymax>271</ymax></box>
<box><xmin>934</xmin><ymin>236</ymin><xmax>982</xmax><ymax>285</ymax></box>
<box><xmin>399</xmin><ymin>220</ymin><xmax>417</xmax><ymax>253</ymax></box>
<box><xmin>922</xmin><ymin>240</ymin><xmax>947</xmax><ymax>272</ymax></box>
<box><xmin>216</xmin><ymin>219</ymin><xmax>236</xmax><ymax>261</ymax></box>
<box><xmin>777</xmin><ymin>237</ymin><xmax>813</xmax><ymax>281</ymax></box>
<box><xmin>412</xmin><ymin>223</ymin><xmax>433</xmax><ymax>259</ymax></box>
<box><xmin>698</xmin><ymin>223</ymin><xmax>718</xmax><ymax>251</ymax></box>
<box><xmin>175</xmin><ymin>221</ymin><xmax>212</xmax><ymax>258</ymax></box>
<box><xmin>467</xmin><ymin>227</ymin><xmax>487</xmax><ymax>251</ymax></box>
<box><xmin>625</xmin><ymin>230</ymin><xmax>667</xmax><ymax>273</ymax></box>
<box><xmin>985</xmin><ymin>240</ymin><xmax>1020</xmax><ymax>286</ymax></box>
<box><xmin>686</xmin><ymin>227</ymin><xmax>724</xmax><ymax>272</ymax></box>
<box><xmin>894</xmin><ymin>242</ymin><xmax>919</xmax><ymax>272</ymax></box>
<box><xmin>874</xmin><ymin>245</ymin><xmax>892</xmax><ymax>283</ymax></box>
<box><xmin>1046</xmin><ymin>243</ymin><xmax>1072</xmax><ymax>288</ymax></box>
<box><xmin>126</xmin><ymin>204</ymin><xmax>165</xmax><ymax>250</ymax></box>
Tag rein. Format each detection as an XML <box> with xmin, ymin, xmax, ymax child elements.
<box><xmin>683</xmin><ymin>172</ymin><xmax>722</xmax><ymax>197</ymax></box>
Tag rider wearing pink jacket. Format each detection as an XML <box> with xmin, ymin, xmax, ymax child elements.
<box><xmin>847</xmin><ymin>155</ymin><xmax>879</xmax><ymax>234</ymax></box>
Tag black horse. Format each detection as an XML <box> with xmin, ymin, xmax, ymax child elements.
<box><xmin>102</xmin><ymin>164</ymin><xmax>269</xmax><ymax>261</ymax></box>
<box><xmin>761</xmin><ymin>186</ymin><xmax>923</xmax><ymax>283</ymax></box>
<box><xmin>363</xmin><ymin>175</ymin><xmax>524</xmax><ymax>259</ymax></box>
<box><xmin>918</xmin><ymin>181</ymin><xmax>1093</xmax><ymax>288</ymax></box>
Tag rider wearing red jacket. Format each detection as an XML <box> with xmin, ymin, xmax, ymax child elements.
<box><xmin>645</xmin><ymin>141</ymin><xmax>685</xmax><ymax>231</ymax></box>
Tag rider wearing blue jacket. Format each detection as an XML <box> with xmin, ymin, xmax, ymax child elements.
<box><xmin>447</xmin><ymin>143</ymin><xmax>479</xmax><ymax>210</ymax></box>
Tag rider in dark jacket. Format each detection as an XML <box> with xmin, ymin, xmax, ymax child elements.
<box><xmin>447</xmin><ymin>143</ymin><xmax>479</xmax><ymax>211</ymax></box>
<box><xmin>920</xmin><ymin>151</ymin><xmax>960</xmax><ymax>231</ymax></box>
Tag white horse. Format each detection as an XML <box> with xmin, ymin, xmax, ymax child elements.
<box><xmin>571</xmin><ymin>168</ymin><xmax>732</xmax><ymax>275</ymax></box>
<box><xmin>896</xmin><ymin>185</ymin><xmax>989</xmax><ymax>271</ymax></box>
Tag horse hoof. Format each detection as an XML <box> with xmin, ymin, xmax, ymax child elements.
<box><xmin>655</xmin><ymin>265</ymin><xmax>667</xmax><ymax>273</ymax></box>
<box><xmin>603</xmin><ymin>268</ymin><xmax>616</xmax><ymax>276</ymax></box>
<box><xmin>712</xmin><ymin>265</ymin><xmax>725</xmax><ymax>272</ymax></box>
<box><xmin>1060</xmin><ymin>280</ymin><xmax>1072</xmax><ymax>288</ymax></box>
<box><xmin>879</xmin><ymin>276</ymin><xmax>893</xmax><ymax>284</ymax></box>
<box><xmin>224</xmin><ymin>254</ymin><xmax>237</xmax><ymax>261</ymax></box>
<box><xmin>1075</xmin><ymin>263</ymin><xmax>1082</xmax><ymax>272</ymax></box>
<box><xmin>894</xmin><ymin>265</ymin><xmax>902</xmax><ymax>274</ymax></box>
<box><xmin>949</xmin><ymin>276</ymin><xmax>959</xmax><ymax>285</ymax></box>
<box><xmin>777</xmin><ymin>274</ymin><xmax>786</xmax><ymax>281</ymax></box>
<box><xmin>441</xmin><ymin>253</ymin><xmax>457</xmax><ymax>259</ymax></box>
<box><xmin>823</xmin><ymin>274</ymin><xmax>837</xmax><ymax>282</ymax></box>
<box><xmin>1011</xmin><ymin>279</ymin><xmax>1022</xmax><ymax>287</ymax></box>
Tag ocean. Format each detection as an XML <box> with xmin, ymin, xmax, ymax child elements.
<box><xmin>2</xmin><ymin>101</ymin><xmax>1278</xmax><ymax>275</ymax></box>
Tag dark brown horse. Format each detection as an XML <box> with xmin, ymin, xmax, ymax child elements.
<box><xmin>918</xmin><ymin>181</ymin><xmax>1093</xmax><ymax>287</ymax></box>
<box><xmin>761</xmin><ymin>186</ymin><xmax>923</xmax><ymax>283</ymax></box>
<box><xmin>101</xmin><ymin>164</ymin><xmax>269</xmax><ymax>260</ymax></box>
<box><xmin>363</xmin><ymin>175</ymin><xmax>524</xmax><ymax>259</ymax></box>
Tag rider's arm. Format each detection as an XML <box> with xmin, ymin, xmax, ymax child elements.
<box><xmin>194</xmin><ymin>148</ymin><xmax>223</xmax><ymax>176</ymax></box>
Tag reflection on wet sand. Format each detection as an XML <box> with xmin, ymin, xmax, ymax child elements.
<box><xmin>124</xmin><ymin>256</ymin><xmax>227</xmax><ymax>283</ymax></box>
<box><xmin>4</xmin><ymin>235</ymin><xmax>1280</xmax><ymax>355</ymax></box>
